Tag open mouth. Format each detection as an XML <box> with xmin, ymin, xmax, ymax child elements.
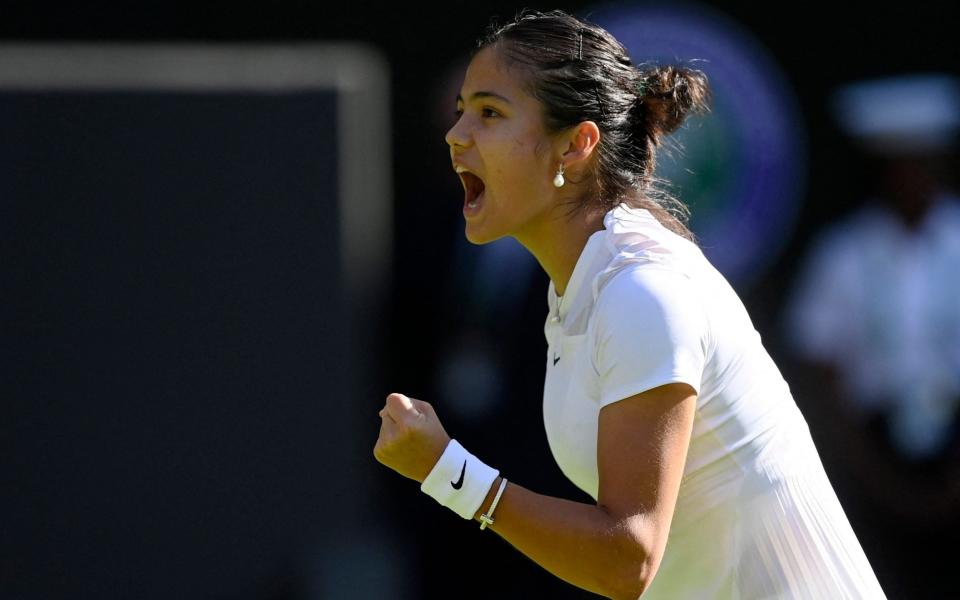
<box><xmin>460</xmin><ymin>171</ymin><xmax>486</xmax><ymax>210</ymax></box>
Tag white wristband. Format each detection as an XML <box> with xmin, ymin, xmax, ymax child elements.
<box><xmin>420</xmin><ymin>439</ymin><xmax>499</xmax><ymax>520</ymax></box>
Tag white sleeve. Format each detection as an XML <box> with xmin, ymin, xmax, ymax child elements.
<box><xmin>593</xmin><ymin>266</ymin><xmax>707</xmax><ymax>409</ymax></box>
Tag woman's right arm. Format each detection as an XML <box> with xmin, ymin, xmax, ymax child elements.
<box><xmin>469</xmin><ymin>382</ymin><xmax>697</xmax><ymax>600</ymax></box>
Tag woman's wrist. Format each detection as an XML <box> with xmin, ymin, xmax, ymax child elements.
<box><xmin>474</xmin><ymin>475</ymin><xmax>505</xmax><ymax>521</ymax></box>
<box><xmin>420</xmin><ymin>439</ymin><xmax>499</xmax><ymax>520</ymax></box>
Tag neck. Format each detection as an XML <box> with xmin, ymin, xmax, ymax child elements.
<box><xmin>515</xmin><ymin>203</ymin><xmax>607</xmax><ymax>297</ymax></box>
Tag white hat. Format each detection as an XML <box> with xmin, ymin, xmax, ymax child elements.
<box><xmin>830</xmin><ymin>73</ymin><xmax>960</xmax><ymax>154</ymax></box>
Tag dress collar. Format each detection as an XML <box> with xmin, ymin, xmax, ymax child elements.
<box><xmin>548</xmin><ymin>220</ymin><xmax>609</xmax><ymax>321</ymax></box>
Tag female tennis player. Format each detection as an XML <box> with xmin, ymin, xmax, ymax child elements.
<box><xmin>374</xmin><ymin>9</ymin><xmax>887</xmax><ymax>599</ymax></box>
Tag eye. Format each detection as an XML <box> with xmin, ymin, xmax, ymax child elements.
<box><xmin>481</xmin><ymin>107</ymin><xmax>500</xmax><ymax>118</ymax></box>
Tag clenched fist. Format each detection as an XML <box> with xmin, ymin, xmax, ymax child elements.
<box><xmin>374</xmin><ymin>393</ymin><xmax>452</xmax><ymax>483</ymax></box>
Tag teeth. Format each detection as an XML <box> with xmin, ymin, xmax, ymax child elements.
<box><xmin>467</xmin><ymin>200</ymin><xmax>477</xmax><ymax>208</ymax></box>
<box><xmin>455</xmin><ymin>166</ymin><xmax>467</xmax><ymax>173</ymax></box>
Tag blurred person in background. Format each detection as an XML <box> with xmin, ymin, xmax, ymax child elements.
<box><xmin>375</xmin><ymin>9</ymin><xmax>885</xmax><ymax>599</ymax></box>
<box><xmin>783</xmin><ymin>73</ymin><xmax>960</xmax><ymax>596</ymax></box>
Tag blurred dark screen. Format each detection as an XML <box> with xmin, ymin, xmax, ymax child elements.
<box><xmin>1</xmin><ymin>90</ymin><xmax>352</xmax><ymax>598</ymax></box>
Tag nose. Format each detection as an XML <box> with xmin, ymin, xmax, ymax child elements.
<box><xmin>445</xmin><ymin>114</ymin><xmax>470</xmax><ymax>149</ymax></box>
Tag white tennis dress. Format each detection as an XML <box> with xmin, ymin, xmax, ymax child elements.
<box><xmin>542</xmin><ymin>205</ymin><xmax>886</xmax><ymax>599</ymax></box>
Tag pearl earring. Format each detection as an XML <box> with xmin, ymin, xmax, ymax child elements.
<box><xmin>552</xmin><ymin>164</ymin><xmax>565</xmax><ymax>188</ymax></box>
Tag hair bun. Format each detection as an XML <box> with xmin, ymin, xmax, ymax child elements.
<box><xmin>632</xmin><ymin>65</ymin><xmax>711</xmax><ymax>140</ymax></box>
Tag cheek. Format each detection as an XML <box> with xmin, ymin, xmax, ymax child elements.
<box><xmin>506</xmin><ymin>131</ymin><xmax>541</xmax><ymax>162</ymax></box>
<box><xmin>476</xmin><ymin>123</ymin><xmax>547</xmax><ymax>197</ymax></box>
<box><xmin>493</xmin><ymin>136</ymin><xmax>541</xmax><ymax>186</ymax></box>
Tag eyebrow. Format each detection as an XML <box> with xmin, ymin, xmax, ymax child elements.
<box><xmin>456</xmin><ymin>91</ymin><xmax>512</xmax><ymax>105</ymax></box>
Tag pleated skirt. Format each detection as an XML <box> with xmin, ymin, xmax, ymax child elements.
<box><xmin>643</xmin><ymin>431</ymin><xmax>888</xmax><ymax>600</ymax></box>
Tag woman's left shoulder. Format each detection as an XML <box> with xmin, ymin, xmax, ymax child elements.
<box><xmin>595</xmin><ymin>260</ymin><xmax>696</xmax><ymax>305</ymax></box>
<box><xmin>592</xmin><ymin>263</ymin><xmax>706</xmax><ymax>335</ymax></box>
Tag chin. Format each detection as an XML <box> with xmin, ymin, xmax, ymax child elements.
<box><xmin>464</xmin><ymin>227</ymin><xmax>493</xmax><ymax>245</ymax></box>
<box><xmin>464</xmin><ymin>222</ymin><xmax>506</xmax><ymax>245</ymax></box>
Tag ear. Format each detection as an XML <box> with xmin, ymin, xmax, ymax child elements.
<box><xmin>560</xmin><ymin>121</ymin><xmax>601</xmax><ymax>167</ymax></box>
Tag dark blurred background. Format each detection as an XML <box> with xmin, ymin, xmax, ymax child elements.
<box><xmin>2</xmin><ymin>1</ymin><xmax>958</xmax><ymax>599</ymax></box>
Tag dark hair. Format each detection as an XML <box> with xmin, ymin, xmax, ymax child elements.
<box><xmin>477</xmin><ymin>9</ymin><xmax>711</xmax><ymax>240</ymax></box>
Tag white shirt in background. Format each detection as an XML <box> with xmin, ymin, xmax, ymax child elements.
<box><xmin>784</xmin><ymin>194</ymin><xmax>960</xmax><ymax>459</ymax></box>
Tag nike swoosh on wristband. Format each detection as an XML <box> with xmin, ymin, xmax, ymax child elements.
<box><xmin>451</xmin><ymin>460</ymin><xmax>466</xmax><ymax>490</ymax></box>
<box><xmin>553</xmin><ymin>354</ymin><xmax>560</xmax><ymax>366</ymax></box>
